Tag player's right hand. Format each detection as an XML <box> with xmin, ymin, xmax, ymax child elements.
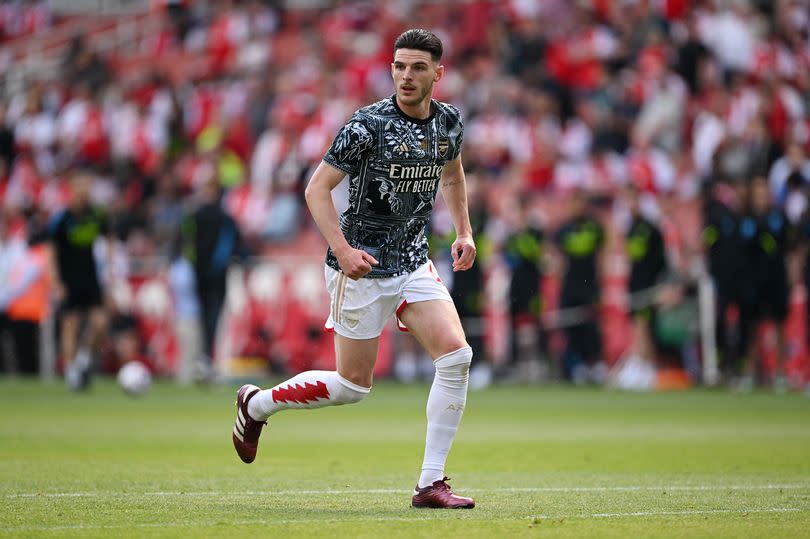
<box><xmin>335</xmin><ymin>247</ymin><xmax>379</xmax><ymax>280</ymax></box>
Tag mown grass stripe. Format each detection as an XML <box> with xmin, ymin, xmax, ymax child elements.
<box><xmin>6</xmin><ymin>483</ymin><xmax>810</xmax><ymax>499</ymax></box>
<box><xmin>3</xmin><ymin>508</ymin><xmax>806</xmax><ymax>533</ymax></box>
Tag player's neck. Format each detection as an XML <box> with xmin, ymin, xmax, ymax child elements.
<box><xmin>395</xmin><ymin>95</ymin><xmax>433</xmax><ymax>120</ymax></box>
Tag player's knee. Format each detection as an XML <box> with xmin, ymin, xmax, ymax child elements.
<box><xmin>89</xmin><ymin>309</ymin><xmax>107</xmax><ymax>329</ymax></box>
<box><xmin>430</xmin><ymin>335</ymin><xmax>469</xmax><ymax>360</ymax></box>
<box><xmin>337</xmin><ymin>368</ymin><xmax>373</xmax><ymax>389</ymax></box>
<box><xmin>434</xmin><ymin>346</ymin><xmax>472</xmax><ymax>388</ymax></box>
<box><xmin>61</xmin><ymin>313</ymin><xmax>79</xmax><ymax>332</ymax></box>
<box><xmin>336</xmin><ymin>373</ymin><xmax>371</xmax><ymax>404</ymax></box>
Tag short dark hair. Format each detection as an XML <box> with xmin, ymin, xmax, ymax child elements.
<box><xmin>394</xmin><ymin>29</ymin><xmax>443</xmax><ymax>62</ymax></box>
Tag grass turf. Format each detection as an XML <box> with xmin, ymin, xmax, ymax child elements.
<box><xmin>0</xmin><ymin>379</ymin><xmax>809</xmax><ymax>538</ymax></box>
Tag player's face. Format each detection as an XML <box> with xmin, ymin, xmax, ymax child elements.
<box><xmin>751</xmin><ymin>180</ymin><xmax>770</xmax><ymax>213</ymax></box>
<box><xmin>570</xmin><ymin>193</ymin><xmax>587</xmax><ymax>217</ymax></box>
<box><xmin>70</xmin><ymin>175</ymin><xmax>92</xmax><ymax>208</ymax></box>
<box><xmin>391</xmin><ymin>49</ymin><xmax>443</xmax><ymax>107</ymax></box>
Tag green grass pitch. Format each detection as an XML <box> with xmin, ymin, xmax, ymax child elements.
<box><xmin>1</xmin><ymin>379</ymin><xmax>809</xmax><ymax>538</ymax></box>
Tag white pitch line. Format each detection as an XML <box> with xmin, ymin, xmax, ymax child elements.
<box><xmin>530</xmin><ymin>507</ymin><xmax>804</xmax><ymax>520</ymax></box>
<box><xmin>2</xmin><ymin>508</ymin><xmax>806</xmax><ymax>533</ymax></box>
<box><xmin>5</xmin><ymin>483</ymin><xmax>810</xmax><ymax>499</ymax></box>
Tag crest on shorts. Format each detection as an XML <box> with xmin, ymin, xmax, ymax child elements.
<box><xmin>345</xmin><ymin>316</ymin><xmax>360</xmax><ymax>329</ymax></box>
<box><xmin>437</xmin><ymin>137</ymin><xmax>449</xmax><ymax>158</ymax></box>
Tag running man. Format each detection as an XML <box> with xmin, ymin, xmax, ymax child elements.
<box><xmin>232</xmin><ymin>29</ymin><xmax>477</xmax><ymax>509</ymax></box>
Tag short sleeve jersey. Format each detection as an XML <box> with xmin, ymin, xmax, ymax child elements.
<box><xmin>323</xmin><ymin>95</ymin><xmax>464</xmax><ymax>278</ymax></box>
<box><xmin>48</xmin><ymin>207</ymin><xmax>109</xmax><ymax>291</ymax></box>
<box><xmin>555</xmin><ymin>217</ymin><xmax>604</xmax><ymax>302</ymax></box>
<box><xmin>626</xmin><ymin>217</ymin><xmax>666</xmax><ymax>294</ymax></box>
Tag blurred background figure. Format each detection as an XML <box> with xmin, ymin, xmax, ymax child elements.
<box><xmin>46</xmin><ymin>170</ymin><xmax>112</xmax><ymax>390</ymax></box>
<box><xmin>503</xmin><ymin>197</ymin><xmax>545</xmax><ymax>382</ymax></box>
<box><xmin>737</xmin><ymin>176</ymin><xmax>792</xmax><ymax>391</ymax></box>
<box><xmin>702</xmin><ymin>180</ymin><xmax>746</xmax><ymax>383</ymax></box>
<box><xmin>181</xmin><ymin>173</ymin><xmax>242</xmax><ymax>381</ymax></box>
<box><xmin>554</xmin><ymin>190</ymin><xmax>605</xmax><ymax>384</ymax></box>
<box><xmin>620</xmin><ymin>184</ymin><xmax>667</xmax><ymax>375</ymax></box>
<box><xmin>0</xmin><ymin>211</ymin><xmax>49</xmax><ymax>375</ymax></box>
<box><xmin>167</xmin><ymin>236</ymin><xmax>202</xmax><ymax>385</ymax></box>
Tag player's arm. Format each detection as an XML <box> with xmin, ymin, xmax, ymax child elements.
<box><xmin>105</xmin><ymin>233</ymin><xmax>115</xmax><ymax>288</ymax></box>
<box><xmin>596</xmin><ymin>224</ymin><xmax>608</xmax><ymax>298</ymax></box>
<box><xmin>304</xmin><ymin>161</ymin><xmax>378</xmax><ymax>280</ymax></box>
<box><xmin>99</xmin><ymin>212</ymin><xmax>115</xmax><ymax>306</ymax></box>
<box><xmin>43</xmin><ymin>213</ymin><xmax>65</xmax><ymax>302</ymax></box>
<box><xmin>440</xmin><ymin>155</ymin><xmax>476</xmax><ymax>272</ymax></box>
<box><xmin>44</xmin><ymin>240</ymin><xmax>68</xmax><ymax>302</ymax></box>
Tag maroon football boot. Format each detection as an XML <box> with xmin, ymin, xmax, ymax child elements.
<box><xmin>412</xmin><ymin>477</ymin><xmax>475</xmax><ymax>509</ymax></box>
<box><xmin>232</xmin><ymin>384</ymin><xmax>266</xmax><ymax>463</ymax></box>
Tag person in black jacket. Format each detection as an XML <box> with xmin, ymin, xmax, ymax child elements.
<box><xmin>554</xmin><ymin>189</ymin><xmax>605</xmax><ymax>383</ymax></box>
<box><xmin>504</xmin><ymin>198</ymin><xmax>545</xmax><ymax>377</ymax></box>
<box><xmin>181</xmin><ymin>175</ymin><xmax>243</xmax><ymax>378</ymax></box>
<box><xmin>623</xmin><ymin>185</ymin><xmax>667</xmax><ymax>364</ymax></box>
<box><xmin>702</xmin><ymin>180</ymin><xmax>746</xmax><ymax>381</ymax></box>
<box><xmin>47</xmin><ymin>170</ymin><xmax>113</xmax><ymax>390</ymax></box>
<box><xmin>738</xmin><ymin>176</ymin><xmax>791</xmax><ymax>389</ymax></box>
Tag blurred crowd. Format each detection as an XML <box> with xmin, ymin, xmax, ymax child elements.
<box><xmin>1</xmin><ymin>0</ymin><xmax>810</xmax><ymax>389</ymax></box>
<box><xmin>0</xmin><ymin>1</ymin><xmax>50</xmax><ymax>43</ymax></box>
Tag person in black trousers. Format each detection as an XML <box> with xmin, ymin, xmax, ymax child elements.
<box><xmin>702</xmin><ymin>180</ymin><xmax>746</xmax><ymax>382</ymax></box>
<box><xmin>503</xmin><ymin>198</ymin><xmax>545</xmax><ymax>377</ymax></box>
<box><xmin>738</xmin><ymin>177</ymin><xmax>792</xmax><ymax>390</ymax></box>
<box><xmin>47</xmin><ymin>170</ymin><xmax>113</xmax><ymax>390</ymax></box>
<box><xmin>554</xmin><ymin>190</ymin><xmax>605</xmax><ymax>383</ymax></box>
<box><xmin>181</xmin><ymin>176</ymin><xmax>243</xmax><ymax>380</ymax></box>
<box><xmin>623</xmin><ymin>185</ymin><xmax>667</xmax><ymax>364</ymax></box>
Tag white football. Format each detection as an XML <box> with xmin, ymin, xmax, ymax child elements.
<box><xmin>117</xmin><ymin>361</ymin><xmax>152</xmax><ymax>396</ymax></box>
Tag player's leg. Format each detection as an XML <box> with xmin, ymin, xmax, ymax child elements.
<box><xmin>233</xmin><ymin>334</ymin><xmax>376</xmax><ymax>464</ymax></box>
<box><xmin>10</xmin><ymin>318</ymin><xmax>39</xmax><ymax>375</ymax></box>
<box><xmin>248</xmin><ymin>334</ymin><xmax>376</xmax><ymax>420</ymax></box>
<box><xmin>62</xmin><ymin>308</ymin><xmax>95</xmax><ymax>390</ymax></box>
<box><xmin>86</xmin><ymin>306</ymin><xmax>108</xmax><ymax>354</ymax></box>
<box><xmin>60</xmin><ymin>310</ymin><xmax>80</xmax><ymax>369</ymax></box>
<box><xmin>233</xmin><ymin>266</ymin><xmax>388</xmax><ymax>463</ymax></box>
<box><xmin>399</xmin><ymin>297</ymin><xmax>475</xmax><ymax>508</ymax></box>
<box><xmin>71</xmin><ymin>303</ymin><xmax>106</xmax><ymax>386</ymax></box>
<box><xmin>247</xmin><ymin>264</ymin><xmax>385</xmax><ymax>419</ymax></box>
<box><xmin>198</xmin><ymin>280</ymin><xmax>225</xmax><ymax>362</ymax></box>
<box><xmin>737</xmin><ymin>301</ymin><xmax>758</xmax><ymax>390</ymax></box>
<box><xmin>770</xmin><ymin>281</ymin><xmax>789</xmax><ymax>392</ymax></box>
<box><xmin>401</xmin><ymin>299</ymin><xmax>468</xmax><ymax>358</ymax></box>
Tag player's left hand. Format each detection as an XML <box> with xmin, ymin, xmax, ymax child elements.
<box><xmin>451</xmin><ymin>235</ymin><xmax>476</xmax><ymax>272</ymax></box>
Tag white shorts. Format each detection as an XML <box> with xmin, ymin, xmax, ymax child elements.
<box><xmin>324</xmin><ymin>260</ymin><xmax>452</xmax><ymax>339</ymax></box>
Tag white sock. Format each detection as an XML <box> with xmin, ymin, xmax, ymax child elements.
<box><xmin>418</xmin><ymin>346</ymin><xmax>472</xmax><ymax>488</ymax></box>
<box><xmin>247</xmin><ymin>370</ymin><xmax>370</xmax><ymax>421</ymax></box>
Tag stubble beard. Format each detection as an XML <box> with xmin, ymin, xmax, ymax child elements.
<box><xmin>398</xmin><ymin>82</ymin><xmax>433</xmax><ymax>108</ymax></box>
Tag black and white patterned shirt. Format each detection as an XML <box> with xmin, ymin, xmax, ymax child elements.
<box><xmin>323</xmin><ymin>95</ymin><xmax>464</xmax><ymax>278</ymax></box>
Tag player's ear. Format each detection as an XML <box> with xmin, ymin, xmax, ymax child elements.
<box><xmin>435</xmin><ymin>64</ymin><xmax>445</xmax><ymax>82</ymax></box>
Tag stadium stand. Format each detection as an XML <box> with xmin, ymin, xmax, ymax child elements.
<box><xmin>1</xmin><ymin>0</ymin><xmax>809</xmax><ymax>388</ymax></box>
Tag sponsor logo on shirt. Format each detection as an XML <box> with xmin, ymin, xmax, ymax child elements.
<box><xmin>389</xmin><ymin>163</ymin><xmax>443</xmax><ymax>180</ymax></box>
